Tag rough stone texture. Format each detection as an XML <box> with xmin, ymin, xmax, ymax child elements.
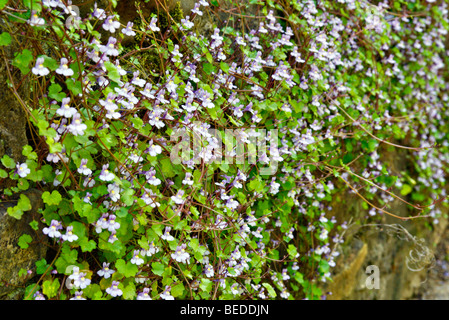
<box><xmin>0</xmin><ymin>189</ymin><xmax>47</xmax><ymax>300</ymax></box>
<box><xmin>322</xmin><ymin>147</ymin><xmax>448</xmax><ymax>300</ymax></box>
<box><xmin>0</xmin><ymin>22</ymin><xmax>46</xmax><ymax>300</ymax></box>
<box><xmin>0</xmin><ymin>34</ymin><xmax>28</xmax><ymax>190</ymax></box>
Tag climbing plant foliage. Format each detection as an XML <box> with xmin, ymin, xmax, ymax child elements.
<box><xmin>0</xmin><ymin>0</ymin><xmax>448</xmax><ymax>300</ymax></box>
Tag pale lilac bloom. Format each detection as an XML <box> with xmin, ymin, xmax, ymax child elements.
<box><xmin>99</xmin><ymin>164</ymin><xmax>115</xmax><ymax>181</ymax></box>
<box><xmin>32</xmin><ymin>57</ymin><xmax>50</xmax><ymax>76</ymax></box>
<box><xmin>182</xmin><ymin>172</ymin><xmax>194</xmax><ymax>186</ymax></box>
<box><xmin>161</xmin><ymin>226</ymin><xmax>175</xmax><ymax>241</ymax></box>
<box><xmin>148</xmin><ymin>108</ymin><xmax>165</xmax><ymax>128</ymax></box>
<box><xmin>131</xmin><ymin>250</ymin><xmax>144</xmax><ymax>265</ymax></box>
<box><xmin>160</xmin><ymin>286</ymin><xmax>174</xmax><ymax>300</ymax></box>
<box><xmin>204</xmin><ymin>264</ymin><xmax>214</xmax><ymax>277</ymax></box>
<box><xmin>28</xmin><ymin>11</ymin><xmax>45</xmax><ymax>26</ymax></box>
<box><xmin>171</xmin><ymin>44</ymin><xmax>183</xmax><ymax>63</ymax></box>
<box><xmin>55</xmin><ymin>58</ymin><xmax>74</xmax><ymax>77</ymax></box>
<box><xmin>100</xmin><ymin>37</ymin><xmax>119</xmax><ymax>56</ymax></box>
<box><xmin>171</xmin><ymin>189</ymin><xmax>185</xmax><ymax>204</ymax></box>
<box><xmin>181</xmin><ymin>16</ymin><xmax>194</xmax><ymax>30</ymax></box>
<box><xmin>131</xmin><ymin>71</ymin><xmax>145</xmax><ymax>87</ymax></box>
<box><xmin>83</xmin><ymin>176</ymin><xmax>96</xmax><ymax>188</ymax></box>
<box><xmin>145</xmin><ymin>168</ymin><xmax>161</xmax><ymax>186</ymax></box>
<box><xmin>62</xmin><ymin>226</ymin><xmax>78</xmax><ymax>242</ymax></box>
<box><xmin>171</xmin><ymin>243</ymin><xmax>190</xmax><ymax>263</ymax></box>
<box><xmin>108</xmin><ymin>183</ymin><xmax>121</xmax><ymax>202</ymax></box>
<box><xmin>137</xmin><ymin>288</ymin><xmax>152</xmax><ymax>300</ymax></box>
<box><xmin>215</xmin><ymin>214</ymin><xmax>228</xmax><ymax>229</ymax></box>
<box><xmin>102</xmin><ymin>16</ymin><xmax>120</xmax><ymax>33</ymax></box>
<box><xmin>148</xmin><ymin>17</ymin><xmax>160</xmax><ymax>32</ymax></box>
<box><xmin>68</xmin><ymin>113</ymin><xmax>87</xmax><ymax>136</ymax></box>
<box><xmin>108</xmin><ymin>231</ymin><xmax>118</xmax><ymax>243</ymax></box>
<box><xmin>70</xmin><ymin>291</ymin><xmax>86</xmax><ymax>300</ymax></box>
<box><xmin>143</xmin><ymin>241</ymin><xmax>159</xmax><ymax>257</ymax></box>
<box><xmin>33</xmin><ymin>291</ymin><xmax>46</xmax><ymax>300</ymax></box>
<box><xmin>199</xmin><ymin>0</ymin><xmax>209</xmax><ymax>6</ymax></box>
<box><xmin>73</xmin><ymin>272</ymin><xmax>91</xmax><ymax>289</ymax></box>
<box><xmin>141</xmin><ymin>188</ymin><xmax>159</xmax><ymax>207</ymax></box>
<box><xmin>99</xmin><ymin>92</ymin><xmax>118</xmax><ymax>112</ymax></box>
<box><xmin>147</xmin><ymin>141</ymin><xmax>162</xmax><ymax>157</ymax></box>
<box><xmin>56</xmin><ymin>97</ymin><xmax>77</xmax><ymax>118</ymax></box>
<box><xmin>83</xmin><ymin>192</ymin><xmax>92</xmax><ymax>204</ymax></box>
<box><xmin>78</xmin><ymin>159</ymin><xmax>92</xmax><ymax>175</ymax></box>
<box><xmin>16</xmin><ymin>163</ymin><xmax>30</xmax><ymax>178</ymax></box>
<box><xmin>42</xmin><ymin>0</ymin><xmax>60</xmax><ymax>8</ymax></box>
<box><xmin>106</xmin><ymin>214</ymin><xmax>120</xmax><ymax>232</ymax></box>
<box><xmin>106</xmin><ymin>281</ymin><xmax>123</xmax><ymax>297</ymax></box>
<box><xmin>122</xmin><ymin>21</ymin><xmax>136</xmax><ymax>36</ymax></box>
<box><xmin>92</xmin><ymin>2</ymin><xmax>106</xmax><ymax>20</ymax></box>
<box><xmin>97</xmin><ymin>262</ymin><xmax>115</xmax><ymax>278</ymax></box>
<box><xmin>191</xmin><ymin>3</ymin><xmax>203</xmax><ymax>16</ymax></box>
<box><xmin>43</xmin><ymin>220</ymin><xmax>62</xmax><ymax>238</ymax></box>
<box><xmin>140</xmin><ymin>83</ymin><xmax>155</xmax><ymax>99</ymax></box>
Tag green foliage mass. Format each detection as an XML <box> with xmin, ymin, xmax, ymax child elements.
<box><xmin>0</xmin><ymin>0</ymin><xmax>448</xmax><ymax>300</ymax></box>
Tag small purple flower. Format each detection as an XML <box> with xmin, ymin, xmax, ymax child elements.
<box><xmin>148</xmin><ymin>17</ymin><xmax>160</xmax><ymax>32</ymax></box>
<box><xmin>130</xmin><ymin>250</ymin><xmax>144</xmax><ymax>265</ymax></box>
<box><xmin>92</xmin><ymin>2</ymin><xmax>106</xmax><ymax>20</ymax></box>
<box><xmin>33</xmin><ymin>291</ymin><xmax>46</xmax><ymax>300</ymax></box>
<box><xmin>171</xmin><ymin>243</ymin><xmax>190</xmax><ymax>263</ymax></box>
<box><xmin>171</xmin><ymin>189</ymin><xmax>185</xmax><ymax>205</ymax></box>
<box><xmin>204</xmin><ymin>264</ymin><xmax>214</xmax><ymax>277</ymax></box>
<box><xmin>102</xmin><ymin>16</ymin><xmax>120</xmax><ymax>33</ymax></box>
<box><xmin>131</xmin><ymin>71</ymin><xmax>145</xmax><ymax>87</ymax></box>
<box><xmin>62</xmin><ymin>226</ymin><xmax>79</xmax><ymax>242</ymax></box>
<box><xmin>108</xmin><ymin>231</ymin><xmax>118</xmax><ymax>243</ymax></box>
<box><xmin>16</xmin><ymin>163</ymin><xmax>30</xmax><ymax>178</ymax></box>
<box><xmin>143</xmin><ymin>241</ymin><xmax>159</xmax><ymax>257</ymax></box>
<box><xmin>147</xmin><ymin>141</ymin><xmax>162</xmax><ymax>157</ymax></box>
<box><xmin>160</xmin><ymin>286</ymin><xmax>174</xmax><ymax>300</ymax></box>
<box><xmin>99</xmin><ymin>164</ymin><xmax>115</xmax><ymax>181</ymax></box>
<box><xmin>97</xmin><ymin>262</ymin><xmax>115</xmax><ymax>278</ymax></box>
<box><xmin>55</xmin><ymin>58</ymin><xmax>74</xmax><ymax>77</ymax></box>
<box><xmin>106</xmin><ymin>214</ymin><xmax>120</xmax><ymax>232</ymax></box>
<box><xmin>56</xmin><ymin>97</ymin><xmax>77</xmax><ymax>118</ymax></box>
<box><xmin>106</xmin><ymin>281</ymin><xmax>123</xmax><ymax>297</ymax></box>
<box><xmin>100</xmin><ymin>36</ymin><xmax>119</xmax><ymax>56</ymax></box>
<box><xmin>137</xmin><ymin>288</ymin><xmax>152</xmax><ymax>300</ymax></box>
<box><xmin>181</xmin><ymin>16</ymin><xmax>194</xmax><ymax>30</ymax></box>
<box><xmin>68</xmin><ymin>113</ymin><xmax>87</xmax><ymax>136</ymax></box>
<box><xmin>171</xmin><ymin>44</ymin><xmax>183</xmax><ymax>63</ymax></box>
<box><xmin>161</xmin><ymin>226</ymin><xmax>174</xmax><ymax>241</ymax></box>
<box><xmin>191</xmin><ymin>3</ymin><xmax>203</xmax><ymax>16</ymax></box>
<box><xmin>145</xmin><ymin>168</ymin><xmax>161</xmax><ymax>186</ymax></box>
<box><xmin>140</xmin><ymin>82</ymin><xmax>155</xmax><ymax>99</ymax></box>
<box><xmin>122</xmin><ymin>21</ymin><xmax>136</xmax><ymax>36</ymax></box>
<box><xmin>32</xmin><ymin>57</ymin><xmax>50</xmax><ymax>76</ymax></box>
<box><xmin>99</xmin><ymin>93</ymin><xmax>118</xmax><ymax>112</ymax></box>
<box><xmin>28</xmin><ymin>11</ymin><xmax>45</xmax><ymax>26</ymax></box>
<box><xmin>182</xmin><ymin>172</ymin><xmax>194</xmax><ymax>186</ymax></box>
<box><xmin>43</xmin><ymin>220</ymin><xmax>62</xmax><ymax>238</ymax></box>
<box><xmin>78</xmin><ymin>158</ymin><xmax>92</xmax><ymax>175</ymax></box>
<box><xmin>70</xmin><ymin>291</ymin><xmax>86</xmax><ymax>300</ymax></box>
<box><xmin>73</xmin><ymin>272</ymin><xmax>91</xmax><ymax>289</ymax></box>
<box><xmin>107</xmin><ymin>183</ymin><xmax>121</xmax><ymax>202</ymax></box>
<box><xmin>83</xmin><ymin>192</ymin><xmax>92</xmax><ymax>204</ymax></box>
<box><xmin>141</xmin><ymin>188</ymin><xmax>159</xmax><ymax>208</ymax></box>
